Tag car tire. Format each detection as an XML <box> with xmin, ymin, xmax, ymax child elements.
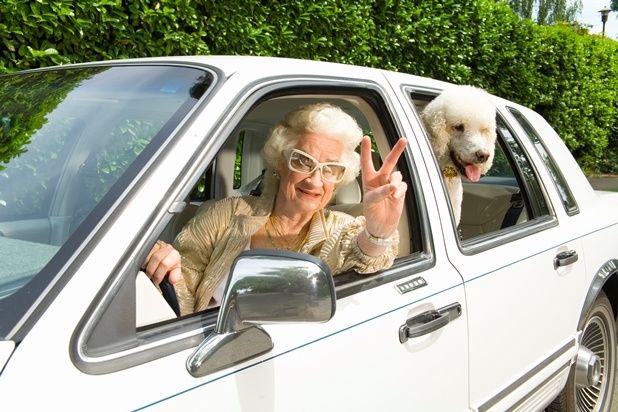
<box><xmin>547</xmin><ymin>290</ymin><xmax>616</xmax><ymax>412</ymax></box>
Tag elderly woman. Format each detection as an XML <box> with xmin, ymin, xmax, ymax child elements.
<box><xmin>144</xmin><ymin>103</ymin><xmax>408</xmax><ymax>315</ymax></box>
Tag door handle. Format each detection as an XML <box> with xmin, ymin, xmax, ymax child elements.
<box><xmin>399</xmin><ymin>303</ymin><xmax>462</xmax><ymax>343</ymax></box>
<box><xmin>554</xmin><ymin>250</ymin><xmax>578</xmax><ymax>269</ymax></box>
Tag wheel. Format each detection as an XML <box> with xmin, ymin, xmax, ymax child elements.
<box><xmin>548</xmin><ymin>290</ymin><xmax>616</xmax><ymax>412</ymax></box>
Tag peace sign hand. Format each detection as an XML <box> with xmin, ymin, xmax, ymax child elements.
<box><xmin>361</xmin><ymin>136</ymin><xmax>408</xmax><ymax>240</ymax></box>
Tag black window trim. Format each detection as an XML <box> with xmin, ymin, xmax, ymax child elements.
<box><xmin>506</xmin><ymin>106</ymin><xmax>579</xmax><ymax>217</ymax></box>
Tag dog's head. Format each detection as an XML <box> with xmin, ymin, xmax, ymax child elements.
<box><xmin>421</xmin><ymin>85</ymin><xmax>497</xmax><ymax>182</ymax></box>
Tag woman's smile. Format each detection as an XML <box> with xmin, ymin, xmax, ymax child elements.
<box><xmin>275</xmin><ymin>133</ymin><xmax>343</xmax><ymax>217</ymax></box>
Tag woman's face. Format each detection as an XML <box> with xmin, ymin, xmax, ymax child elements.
<box><xmin>276</xmin><ymin>133</ymin><xmax>344</xmax><ymax>218</ymax></box>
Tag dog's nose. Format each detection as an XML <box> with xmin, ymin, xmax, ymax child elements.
<box><xmin>476</xmin><ymin>150</ymin><xmax>490</xmax><ymax>163</ymax></box>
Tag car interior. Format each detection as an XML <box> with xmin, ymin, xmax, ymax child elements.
<box><xmin>139</xmin><ymin>93</ymin><xmax>416</xmax><ymax>326</ymax></box>
<box><xmin>159</xmin><ymin>94</ymin><xmax>412</xmax><ymax>255</ymax></box>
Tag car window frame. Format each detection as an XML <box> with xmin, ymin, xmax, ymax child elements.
<box><xmin>404</xmin><ymin>88</ymin><xmax>557</xmax><ymax>254</ymax></box>
<box><xmin>506</xmin><ymin>106</ymin><xmax>579</xmax><ymax>216</ymax></box>
<box><xmin>458</xmin><ymin>113</ymin><xmax>558</xmax><ymax>253</ymax></box>
<box><xmin>70</xmin><ymin>77</ymin><xmax>436</xmax><ymax>375</ymax></box>
<box><xmin>184</xmin><ymin>84</ymin><xmax>433</xmax><ymax>296</ymax></box>
<box><xmin>0</xmin><ymin>63</ymin><xmax>220</xmax><ymax>342</ymax></box>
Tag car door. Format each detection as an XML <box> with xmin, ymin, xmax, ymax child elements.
<box><xmin>130</xmin><ymin>73</ymin><xmax>470</xmax><ymax>411</ymax></box>
<box><xmin>390</xmin><ymin>76</ymin><xmax>587</xmax><ymax>410</ymax></box>
<box><xmin>3</xmin><ymin>70</ymin><xmax>468</xmax><ymax>411</ymax></box>
<box><xmin>1</xmin><ymin>66</ymin><xmax>469</xmax><ymax>411</ymax></box>
<box><xmin>457</xmin><ymin>113</ymin><xmax>586</xmax><ymax>411</ymax></box>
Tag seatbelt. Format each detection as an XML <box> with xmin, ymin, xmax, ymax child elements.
<box><xmin>501</xmin><ymin>192</ymin><xmax>524</xmax><ymax>229</ymax></box>
<box><xmin>249</xmin><ymin>169</ymin><xmax>266</xmax><ymax>197</ymax></box>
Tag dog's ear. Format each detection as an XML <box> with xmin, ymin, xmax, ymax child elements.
<box><xmin>421</xmin><ymin>103</ymin><xmax>449</xmax><ymax>157</ymax></box>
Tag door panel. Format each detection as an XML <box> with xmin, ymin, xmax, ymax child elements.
<box><xmin>454</xmin><ymin>234</ymin><xmax>584</xmax><ymax>408</ymax></box>
<box><xmin>142</xmin><ymin>265</ymin><xmax>468</xmax><ymax>411</ymax></box>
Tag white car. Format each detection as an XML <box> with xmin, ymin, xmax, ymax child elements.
<box><xmin>0</xmin><ymin>56</ymin><xmax>617</xmax><ymax>411</ymax></box>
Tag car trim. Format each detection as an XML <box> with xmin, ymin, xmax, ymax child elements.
<box><xmin>461</xmin><ymin>215</ymin><xmax>557</xmax><ymax>255</ymax></box>
<box><xmin>578</xmin><ymin>258</ymin><xmax>618</xmax><ymax>331</ymax></box>
<box><xmin>476</xmin><ymin>338</ymin><xmax>575</xmax><ymax>412</ymax></box>
<box><xmin>505</xmin><ymin>106</ymin><xmax>580</xmax><ymax>217</ymax></box>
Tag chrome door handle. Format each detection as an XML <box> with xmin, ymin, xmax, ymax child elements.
<box><xmin>399</xmin><ymin>303</ymin><xmax>462</xmax><ymax>343</ymax></box>
<box><xmin>554</xmin><ymin>250</ymin><xmax>578</xmax><ymax>269</ymax></box>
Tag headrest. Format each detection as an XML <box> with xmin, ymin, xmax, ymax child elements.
<box><xmin>332</xmin><ymin>179</ymin><xmax>362</xmax><ymax>204</ymax></box>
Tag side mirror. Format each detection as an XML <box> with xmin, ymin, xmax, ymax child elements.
<box><xmin>186</xmin><ymin>250</ymin><xmax>336</xmax><ymax>377</ymax></box>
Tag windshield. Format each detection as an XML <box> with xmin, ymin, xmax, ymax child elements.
<box><xmin>0</xmin><ymin>64</ymin><xmax>214</xmax><ymax>337</ymax></box>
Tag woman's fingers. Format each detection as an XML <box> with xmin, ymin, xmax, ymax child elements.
<box><xmin>142</xmin><ymin>241</ymin><xmax>162</xmax><ymax>269</ymax></box>
<box><xmin>364</xmin><ymin>172</ymin><xmax>405</xmax><ymax>203</ymax></box>
<box><xmin>363</xmin><ymin>183</ymin><xmax>393</xmax><ymax>203</ymax></box>
<box><xmin>379</xmin><ymin>137</ymin><xmax>407</xmax><ymax>174</ymax></box>
<box><xmin>393</xmin><ymin>180</ymin><xmax>408</xmax><ymax>199</ymax></box>
<box><xmin>142</xmin><ymin>241</ymin><xmax>181</xmax><ymax>285</ymax></box>
<box><xmin>360</xmin><ymin>137</ymin><xmax>408</xmax><ymax>239</ymax></box>
<box><xmin>360</xmin><ymin>136</ymin><xmax>376</xmax><ymax>174</ymax></box>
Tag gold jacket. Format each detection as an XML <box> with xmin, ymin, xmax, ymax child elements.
<box><xmin>173</xmin><ymin>192</ymin><xmax>398</xmax><ymax>315</ymax></box>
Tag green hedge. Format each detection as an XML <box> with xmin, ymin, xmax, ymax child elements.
<box><xmin>1</xmin><ymin>0</ymin><xmax>618</xmax><ymax>174</ymax></box>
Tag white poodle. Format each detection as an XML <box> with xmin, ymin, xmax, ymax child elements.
<box><xmin>421</xmin><ymin>85</ymin><xmax>497</xmax><ymax>226</ymax></box>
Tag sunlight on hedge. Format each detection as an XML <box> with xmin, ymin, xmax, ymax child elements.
<box><xmin>1</xmin><ymin>0</ymin><xmax>618</xmax><ymax>174</ymax></box>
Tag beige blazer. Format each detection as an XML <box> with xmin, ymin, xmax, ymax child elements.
<box><xmin>173</xmin><ymin>192</ymin><xmax>398</xmax><ymax>315</ymax></box>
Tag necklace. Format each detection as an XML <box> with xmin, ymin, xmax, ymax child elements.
<box><xmin>265</xmin><ymin>217</ymin><xmax>310</xmax><ymax>252</ymax></box>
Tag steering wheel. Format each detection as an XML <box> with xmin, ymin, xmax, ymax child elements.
<box><xmin>159</xmin><ymin>275</ymin><xmax>181</xmax><ymax>317</ymax></box>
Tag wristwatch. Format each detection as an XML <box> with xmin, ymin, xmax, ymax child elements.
<box><xmin>364</xmin><ymin>227</ymin><xmax>398</xmax><ymax>247</ymax></box>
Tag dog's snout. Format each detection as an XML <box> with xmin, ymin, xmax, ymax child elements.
<box><xmin>476</xmin><ymin>150</ymin><xmax>490</xmax><ymax>163</ymax></box>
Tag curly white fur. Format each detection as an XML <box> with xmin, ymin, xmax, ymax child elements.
<box><xmin>421</xmin><ymin>85</ymin><xmax>497</xmax><ymax>226</ymax></box>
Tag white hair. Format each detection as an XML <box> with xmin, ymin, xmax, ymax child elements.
<box><xmin>261</xmin><ymin>102</ymin><xmax>363</xmax><ymax>189</ymax></box>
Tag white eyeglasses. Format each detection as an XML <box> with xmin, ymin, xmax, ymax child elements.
<box><xmin>285</xmin><ymin>149</ymin><xmax>347</xmax><ymax>183</ymax></box>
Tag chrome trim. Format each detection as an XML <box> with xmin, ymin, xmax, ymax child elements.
<box><xmin>578</xmin><ymin>259</ymin><xmax>618</xmax><ymax>331</ymax></box>
<box><xmin>505</xmin><ymin>363</ymin><xmax>570</xmax><ymax>412</ymax></box>
<box><xmin>477</xmin><ymin>339</ymin><xmax>575</xmax><ymax>412</ymax></box>
<box><xmin>575</xmin><ymin>346</ymin><xmax>601</xmax><ymax>388</ymax></box>
<box><xmin>186</xmin><ymin>250</ymin><xmax>336</xmax><ymax>377</ymax></box>
<box><xmin>72</xmin><ymin>312</ymin><xmax>214</xmax><ymax>375</ymax></box>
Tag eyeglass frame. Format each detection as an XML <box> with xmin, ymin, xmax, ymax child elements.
<box><xmin>283</xmin><ymin>148</ymin><xmax>348</xmax><ymax>184</ymax></box>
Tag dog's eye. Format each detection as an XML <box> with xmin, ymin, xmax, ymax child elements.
<box><xmin>454</xmin><ymin>124</ymin><xmax>465</xmax><ymax>132</ymax></box>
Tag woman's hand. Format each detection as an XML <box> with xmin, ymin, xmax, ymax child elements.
<box><xmin>360</xmin><ymin>136</ymin><xmax>408</xmax><ymax>240</ymax></box>
<box><xmin>141</xmin><ymin>240</ymin><xmax>181</xmax><ymax>285</ymax></box>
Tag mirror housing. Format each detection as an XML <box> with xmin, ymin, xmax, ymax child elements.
<box><xmin>187</xmin><ymin>250</ymin><xmax>336</xmax><ymax>377</ymax></box>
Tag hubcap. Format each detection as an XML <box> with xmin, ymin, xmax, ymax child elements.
<box><xmin>576</xmin><ymin>317</ymin><xmax>609</xmax><ymax>411</ymax></box>
<box><xmin>575</xmin><ymin>346</ymin><xmax>602</xmax><ymax>388</ymax></box>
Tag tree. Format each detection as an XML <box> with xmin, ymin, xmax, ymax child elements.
<box><xmin>507</xmin><ymin>0</ymin><xmax>582</xmax><ymax>25</ymax></box>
